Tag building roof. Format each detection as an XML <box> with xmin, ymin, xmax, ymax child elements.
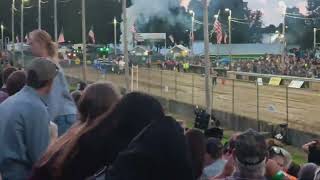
<box><xmin>192</xmin><ymin>42</ymin><xmax>284</xmax><ymax>56</ymax></box>
<box><xmin>131</xmin><ymin>46</ymin><xmax>150</xmax><ymax>54</ymax></box>
<box><xmin>170</xmin><ymin>45</ymin><xmax>190</xmax><ymax>53</ymax></box>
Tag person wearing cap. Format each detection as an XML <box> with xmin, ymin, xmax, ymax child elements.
<box><xmin>0</xmin><ymin>58</ymin><xmax>58</xmax><ymax>180</ymax></box>
<box><xmin>201</xmin><ymin>138</ymin><xmax>226</xmax><ymax>180</ymax></box>
<box><xmin>225</xmin><ymin>129</ymin><xmax>268</xmax><ymax>180</ymax></box>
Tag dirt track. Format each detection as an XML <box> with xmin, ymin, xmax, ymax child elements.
<box><xmin>64</xmin><ymin>65</ymin><xmax>320</xmax><ymax>135</ymax></box>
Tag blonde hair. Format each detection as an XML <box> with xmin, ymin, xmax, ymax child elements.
<box><xmin>30</xmin><ymin>30</ymin><xmax>58</xmax><ymax>61</ymax></box>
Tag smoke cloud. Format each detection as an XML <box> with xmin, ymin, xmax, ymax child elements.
<box><xmin>120</xmin><ymin>0</ymin><xmax>184</xmax><ymax>47</ymax></box>
<box><xmin>120</xmin><ymin>0</ymin><xmax>211</xmax><ymax>47</ymax></box>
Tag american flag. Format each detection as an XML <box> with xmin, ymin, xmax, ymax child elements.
<box><xmin>130</xmin><ymin>24</ymin><xmax>137</xmax><ymax>33</ymax></box>
<box><xmin>214</xmin><ymin>19</ymin><xmax>223</xmax><ymax>44</ymax></box>
<box><xmin>130</xmin><ymin>24</ymin><xmax>144</xmax><ymax>42</ymax></box>
<box><xmin>58</xmin><ymin>28</ymin><xmax>65</xmax><ymax>43</ymax></box>
<box><xmin>88</xmin><ymin>26</ymin><xmax>96</xmax><ymax>44</ymax></box>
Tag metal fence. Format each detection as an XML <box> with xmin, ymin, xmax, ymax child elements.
<box><xmin>62</xmin><ymin>64</ymin><xmax>320</xmax><ymax>136</ymax></box>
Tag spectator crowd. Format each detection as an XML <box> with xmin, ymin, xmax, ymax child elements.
<box><xmin>227</xmin><ymin>54</ymin><xmax>320</xmax><ymax>78</ymax></box>
<box><xmin>1</xmin><ymin>30</ymin><xmax>320</xmax><ymax>180</ymax></box>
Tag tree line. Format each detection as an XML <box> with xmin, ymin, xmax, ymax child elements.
<box><xmin>0</xmin><ymin>0</ymin><xmax>319</xmax><ymax>49</ymax></box>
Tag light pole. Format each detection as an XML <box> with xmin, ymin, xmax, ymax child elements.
<box><xmin>314</xmin><ymin>28</ymin><xmax>318</xmax><ymax>49</ymax></box>
<box><xmin>1</xmin><ymin>24</ymin><xmax>4</xmax><ymax>50</ymax></box>
<box><xmin>11</xmin><ymin>0</ymin><xmax>15</xmax><ymax>56</ymax></box>
<box><xmin>225</xmin><ymin>8</ymin><xmax>232</xmax><ymax>44</ymax></box>
<box><xmin>54</xmin><ymin>0</ymin><xmax>57</xmax><ymax>41</ymax></box>
<box><xmin>203</xmin><ymin>0</ymin><xmax>211</xmax><ymax>117</ymax></box>
<box><xmin>189</xmin><ymin>10</ymin><xmax>195</xmax><ymax>55</ymax></box>
<box><xmin>21</xmin><ymin>0</ymin><xmax>28</xmax><ymax>67</ymax></box>
<box><xmin>282</xmin><ymin>5</ymin><xmax>287</xmax><ymax>63</ymax></box>
<box><xmin>81</xmin><ymin>0</ymin><xmax>87</xmax><ymax>82</ymax></box>
<box><xmin>38</xmin><ymin>0</ymin><xmax>41</xmax><ymax>29</ymax></box>
<box><xmin>122</xmin><ymin>0</ymin><xmax>130</xmax><ymax>91</ymax></box>
<box><xmin>113</xmin><ymin>17</ymin><xmax>117</xmax><ymax>56</ymax></box>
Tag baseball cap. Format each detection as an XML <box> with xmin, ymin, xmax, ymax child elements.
<box><xmin>206</xmin><ymin>138</ymin><xmax>223</xmax><ymax>158</ymax></box>
<box><xmin>27</xmin><ymin>58</ymin><xmax>58</xmax><ymax>81</ymax></box>
<box><xmin>235</xmin><ymin>129</ymin><xmax>267</xmax><ymax>166</ymax></box>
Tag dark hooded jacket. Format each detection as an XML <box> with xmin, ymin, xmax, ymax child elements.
<box><xmin>106</xmin><ymin>116</ymin><xmax>194</xmax><ymax>180</ymax></box>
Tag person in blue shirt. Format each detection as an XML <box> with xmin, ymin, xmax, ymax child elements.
<box><xmin>0</xmin><ymin>58</ymin><xmax>58</xmax><ymax>180</ymax></box>
<box><xmin>201</xmin><ymin>138</ymin><xmax>226</xmax><ymax>180</ymax></box>
<box><xmin>29</xmin><ymin>29</ymin><xmax>77</xmax><ymax>136</ymax></box>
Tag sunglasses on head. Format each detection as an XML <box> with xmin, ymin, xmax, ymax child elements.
<box><xmin>270</xmin><ymin>146</ymin><xmax>284</xmax><ymax>156</ymax></box>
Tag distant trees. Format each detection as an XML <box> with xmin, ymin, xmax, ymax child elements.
<box><xmin>188</xmin><ymin>0</ymin><xmax>263</xmax><ymax>43</ymax></box>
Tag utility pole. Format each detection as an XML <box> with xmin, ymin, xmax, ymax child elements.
<box><xmin>38</xmin><ymin>0</ymin><xmax>41</xmax><ymax>29</ymax></box>
<box><xmin>122</xmin><ymin>0</ymin><xmax>130</xmax><ymax>91</ymax></box>
<box><xmin>281</xmin><ymin>8</ymin><xmax>286</xmax><ymax>63</ymax></box>
<box><xmin>81</xmin><ymin>0</ymin><xmax>87</xmax><ymax>82</ymax></box>
<box><xmin>225</xmin><ymin>8</ymin><xmax>232</xmax><ymax>44</ymax></box>
<box><xmin>314</xmin><ymin>28</ymin><xmax>317</xmax><ymax>49</ymax></box>
<box><xmin>54</xmin><ymin>0</ymin><xmax>58</xmax><ymax>41</ymax></box>
<box><xmin>114</xmin><ymin>17</ymin><xmax>117</xmax><ymax>56</ymax></box>
<box><xmin>189</xmin><ymin>10</ymin><xmax>195</xmax><ymax>55</ymax></box>
<box><xmin>203</xmin><ymin>0</ymin><xmax>211</xmax><ymax>116</ymax></box>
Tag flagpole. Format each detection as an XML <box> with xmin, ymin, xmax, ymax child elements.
<box><xmin>81</xmin><ymin>0</ymin><xmax>87</xmax><ymax>82</ymax></box>
<box><xmin>165</xmin><ymin>36</ymin><xmax>167</xmax><ymax>60</ymax></box>
<box><xmin>11</xmin><ymin>0</ymin><xmax>15</xmax><ymax>65</ymax></box>
<box><xmin>203</xmin><ymin>0</ymin><xmax>211</xmax><ymax>117</ymax></box>
<box><xmin>214</xmin><ymin>10</ymin><xmax>221</xmax><ymax>60</ymax></box>
<box><xmin>54</xmin><ymin>0</ymin><xmax>58</xmax><ymax>41</ymax></box>
<box><xmin>38</xmin><ymin>0</ymin><xmax>41</xmax><ymax>29</ymax></box>
<box><xmin>122</xmin><ymin>0</ymin><xmax>130</xmax><ymax>91</ymax></box>
<box><xmin>21</xmin><ymin>0</ymin><xmax>24</xmax><ymax>67</ymax></box>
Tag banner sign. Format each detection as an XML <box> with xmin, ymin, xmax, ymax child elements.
<box><xmin>136</xmin><ymin>33</ymin><xmax>166</xmax><ymax>40</ymax></box>
<box><xmin>269</xmin><ymin>77</ymin><xmax>282</xmax><ymax>86</ymax></box>
<box><xmin>257</xmin><ymin>78</ymin><xmax>263</xmax><ymax>86</ymax></box>
<box><xmin>288</xmin><ymin>80</ymin><xmax>304</xmax><ymax>89</ymax></box>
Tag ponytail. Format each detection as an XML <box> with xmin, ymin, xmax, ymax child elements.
<box><xmin>48</xmin><ymin>41</ymin><xmax>58</xmax><ymax>59</ymax></box>
<box><xmin>30</xmin><ymin>30</ymin><xmax>59</xmax><ymax>63</ymax></box>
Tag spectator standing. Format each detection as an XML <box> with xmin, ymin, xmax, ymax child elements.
<box><xmin>106</xmin><ymin>116</ymin><xmax>194</xmax><ymax>180</ymax></box>
<box><xmin>224</xmin><ymin>129</ymin><xmax>268</xmax><ymax>180</ymax></box>
<box><xmin>287</xmin><ymin>162</ymin><xmax>301</xmax><ymax>178</ymax></box>
<box><xmin>30</xmin><ymin>92</ymin><xmax>163</xmax><ymax>180</ymax></box>
<box><xmin>1</xmin><ymin>67</ymin><xmax>17</xmax><ymax>93</ymax></box>
<box><xmin>269</xmin><ymin>146</ymin><xmax>292</xmax><ymax>172</ymax></box>
<box><xmin>201</xmin><ymin>138</ymin><xmax>226</xmax><ymax>179</ymax></box>
<box><xmin>186</xmin><ymin>129</ymin><xmax>206</xmax><ymax>180</ymax></box>
<box><xmin>29</xmin><ymin>30</ymin><xmax>77</xmax><ymax>136</ymax></box>
<box><xmin>298</xmin><ymin>163</ymin><xmax>318</xmax><ymax>180</ymax></box>
<box><xmin>0</xmin><ymin>67</ymin><xmax>17</xmax><ymax>103</ymax></box>
<box><xmin>6</xmin><ymin>70</ymin><xmax>27</xmax><ymax>96</ymax></box>
<box><xmin>0</xmin><ymin>58</ymin><xmax>58</xmax><ymax>180</ymax></box>
<box><xmin>303</xmin><ymin>140</ymin><xmax>320</xmax><ymax>165</ymax></box>
<box><xmin>30</xmin><ymin>83</ymin><xmax>121</xmax><ymax>180</ymax></box>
